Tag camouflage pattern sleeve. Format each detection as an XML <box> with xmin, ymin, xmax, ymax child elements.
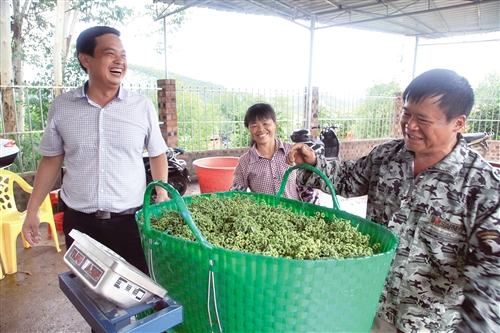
<box><xmin>296</xmin><ymin>149</ymin><xmax>378</xmax><ymax>198</ymax></box>
<box><xmin>296</xmin><ymin>185</ymin><xmax>320</xmax><ymax>204</ymax></box>
<box><xmin>456</xmin><ymin>163</ymin><xmax>500</xmax><ymax>332</ymax></box>
<box><xmin>297</xmin><ymin>138</ymin><xmax>500</xmax><ymax>332</ymax></box>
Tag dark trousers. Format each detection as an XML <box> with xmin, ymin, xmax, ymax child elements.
<box><xmin>62</xmin><ymin>208</ymin><xmax>150</xmax><ymax>275</ymax></box>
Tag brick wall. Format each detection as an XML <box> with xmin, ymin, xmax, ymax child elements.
<box><xmin>487</xmin><ymin>140</ymin><xmax>500</xmax><ymax>162</ymax></box>
<box><xmin>392</xmin><ymin>92</ymin><xmax>404</xmax><ymax>138</ymax></box>
<box><xmin>310</xmin><ymin>87</ymin><xmax>320</xmax><ymax>138</ymax></box>
<box><xmin>339</xmin><ymin>139</ymin><xmax>500</xmax><ymax>164</ymax></box>
<box><xmin>181</xmin><ymin>139</ymin><xmax>499</xmax><ymax>181</ymax></box>
<box><xmin>340</xmin><ymin>139</ymin><xmax>389</xmax><ymax>162</ymax></box>
<box><xmin>157</xmin><ymin>79</ymin><xmax>178</xmax><ymax>148</ymax></box>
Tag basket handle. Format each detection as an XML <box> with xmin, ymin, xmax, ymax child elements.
<box><xmin>143</xmin><ymin>180</ymin><xmax>213</xmax><ymax>250</ymax></box>
<box><xmin>277</xmin><ymin>164</ymin><xmax>340</xmax><ymax>210</ymax></box>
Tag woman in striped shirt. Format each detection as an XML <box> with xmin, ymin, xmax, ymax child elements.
<box><xmin>230</xmin><ymin>103</ymin><xmax>319</xmax><ymax>204</ymax></box>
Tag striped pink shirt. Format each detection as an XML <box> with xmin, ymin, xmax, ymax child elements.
<box><xmin>231</xmin><ymin>138</ymin><xmax>316</xmax><ymax>202</ymax></box>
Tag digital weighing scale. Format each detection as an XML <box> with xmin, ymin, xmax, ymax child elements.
<box><xmin>60</xmin><ymin>230</ymin><xmax>183</xmax><ymax>332</ymax></box>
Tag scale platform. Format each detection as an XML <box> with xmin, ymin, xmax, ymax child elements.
<box><xmin>59</xmin><ymin>271</ymin><xmax>183</xmax><ymax>333</ymax></box>
<box><xmin>59</xmin><ymin>230</ymin><xmax>182</xmax><ymax>332</ymax></box>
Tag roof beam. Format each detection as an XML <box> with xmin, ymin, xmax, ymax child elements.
<box><xmin>154</xmin><ymin>0</ymin><xmax>209</xmax><ymax>21</ymax></box>
<box><xmin>314</xmin><ymin>0</ymin><xmax>401</xmax><ymax>16</ymax></box>
<box><xmin>153</xmin><ymin>0</ymin><xmax>500</xmax><ymax>39</ymax></box>
<box><xmin>321</xmin><ymin>0</ymin><xmax>497</xmax><ymax>24</ymax></box>
<box><xmin>315</xmin><ymin>0</ymin><xmax>498</xmax><ymax>37</ymax></box>
<box><xmin>384</xmin><ymin>1</ymin><xmax>446</xmax><ymax>39</ymax></box>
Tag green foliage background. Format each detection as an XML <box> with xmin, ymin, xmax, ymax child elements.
<box><xmin>317</xmin><ymin>81</ymin><xmax>401</xmax><ymax>140</ymax></box>
<box><xmin>468</xmin><ymin>72</ymin><xmax>500</xmax><ymax>140</ymax></box>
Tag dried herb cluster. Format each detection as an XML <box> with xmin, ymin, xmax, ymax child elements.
<box><xmin>150</xmin><ymin>194</ymin><xmax>380</xmax><ymax>260</ymax></box>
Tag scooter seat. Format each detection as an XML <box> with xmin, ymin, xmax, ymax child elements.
<box><xmin>290</xmin><ymin>129</ymin><xmax>313</xmax><ymax>142</ymax></box>
<box><xmin>462</xmin><ymin>132</ymin><xmax>488</xmax><ymax>143</ymax></box>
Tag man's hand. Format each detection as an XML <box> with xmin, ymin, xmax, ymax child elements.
<box><xmin>22</xmin><ymin>154</ymin><xmax>64</xmax><ymax>246</ymax></box>
<box><xmin>149</xmin><ymin>152</ymin><xmax>170</xmax><ymax>202</ymax></box>
<box><xmin>23</xmin><ymin>212</ymin><xmax>42</xmax><ymax>246</ymax></box>
<box><xmin>286</xmin><ymin>143</ymin><xmax>317</xmax><ymax>166</ymax></box>
<box><xmin>155</xmin><ymin>187</ymin><xmax>170</xmax><ymax>203</ymax></box>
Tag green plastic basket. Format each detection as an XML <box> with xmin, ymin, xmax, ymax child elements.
<box><xmin>136</xmin><ymin>164</ymin><xmax>398</xmax><ymax>333</ymax></box>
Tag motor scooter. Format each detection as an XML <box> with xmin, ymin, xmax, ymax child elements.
<box><xmin>463</xmin><ymin>131</ymin><xmax>494</xmax><ymax>158</ymax></box>
<box><xmin>290</xmin><ymin>123</ymin><xmax>340</xmax><ymax>160</ymax></box>
<box><xmin>143</xmin><ymin>147</ymin><xmax>191</xmax><ymax>200</ymax></box>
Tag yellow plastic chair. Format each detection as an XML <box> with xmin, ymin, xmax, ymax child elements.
<box><xmin>0</xmin><ymin>169</ymin><xmax>61</xmax><ymax>275</ymax></box>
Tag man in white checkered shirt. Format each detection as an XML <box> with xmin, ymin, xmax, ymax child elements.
<box><xmin>22</xmin><ymin>26</ymin><xmax>169</xmax><ymax>275</ymax></box>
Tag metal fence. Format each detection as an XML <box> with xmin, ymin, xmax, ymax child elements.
<box><xmin>1</xmin><ymin>84</ymin><xmax>499</xmax><ymax>173</ymax></box>
<box><xmin>317</xmin><ymin>92</ymin><xmax>396</xmax><ymax>140</ymax></box>
<box><xmin>176</xmin><ymin>86</ymin><xmax>308</xmax><ymax>151</ymax></box>
<box><xmin>175</xmin><ymin>87</ymin><xmax>400</xmax><ymax>149</ymax></box>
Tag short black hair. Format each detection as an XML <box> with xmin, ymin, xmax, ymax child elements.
<box><xmin>403</xmin><ymin>68</ymin><xmax>474</xmax><ymax>121</ymax></box>
<box><xmin>244</xmin><ymin>103</ymin><xmax>277</xmax><ymax>128</ymax></box>
<box><xmin>76</xmin><ymin>26</ymin><xmax>121</xmax><ymax>72</ymax></box>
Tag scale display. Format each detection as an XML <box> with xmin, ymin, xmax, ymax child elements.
<box><xmin>67</xmin><ymin>246</ymin><xmax>104</xmax><ymax>285</ymax></box>
<box><xmin>81</xmin><ymin>256</ymin><xmax>104</xmax><ymax>283</ymax></box>
<box><xmin>69</xmin><ymin>247</ymin><xmax>85</xmax><ymax>265</ymax></box>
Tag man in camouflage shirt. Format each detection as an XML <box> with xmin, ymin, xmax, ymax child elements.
<box><xmin>287</xmin><ymin>69</ymin><xmax>500</xmax><ymax>332</ymax></box>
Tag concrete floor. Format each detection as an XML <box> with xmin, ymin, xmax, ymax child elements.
<box><xmin>0</xmin><ymin>229</ymin><xmax>88</xmax><ymax>333</ymax></box>
<box><xmin>0</xmin><ymin>181</ymin><xmax>366</xmax><ymax>333</ymax></box>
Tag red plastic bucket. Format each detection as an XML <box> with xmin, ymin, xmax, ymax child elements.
<box><xmin>193</xmin><ymin>157</ymin><xmax>239</xmax><ymax>193</ymax></box>
<box><xmin>48</xmin><ymin>212</ymin><xmax>64</xmax><ymax>240</ymax></box>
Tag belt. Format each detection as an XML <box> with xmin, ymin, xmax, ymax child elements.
<box><xmin>66</xmin><ymin>206</ymin><xmax>141</xmax><ymax>220</ymax></box>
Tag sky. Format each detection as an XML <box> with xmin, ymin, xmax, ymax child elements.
<box><xmin>95</xmin><ymin>6</ymin><xmax>500</xmax><ymax>93</ymax></box>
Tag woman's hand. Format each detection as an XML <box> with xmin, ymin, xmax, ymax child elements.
<box><xmin>286</xmin><ymin>143</ymin><xmax>317</xmax><ymax>166</ymax></box>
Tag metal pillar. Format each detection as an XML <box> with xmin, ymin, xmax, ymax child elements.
<box><xmin>306</xmin><ymin>16</ymin><xmax>316</xmax><ymax>130</ymax></box>
<box><xmin>412</xmin><ymin>36</ymin><xmax>419</xmax><ymax>79</ymax></box>
<box><xmin>163</xmin><ymin>17</ymin><xmax>169</xmax><ymax>79</ymax></box>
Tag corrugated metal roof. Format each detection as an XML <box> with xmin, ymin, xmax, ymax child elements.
<box><xmin>154</xmin><ymin>0</ymin><xmax>500</xmax><ymax>39</ymax></box>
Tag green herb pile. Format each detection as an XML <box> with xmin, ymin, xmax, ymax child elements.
<box><xmin>149</xmin><ymin>194</ymin><xmax>380</xmax><ymax>260</ymax></box>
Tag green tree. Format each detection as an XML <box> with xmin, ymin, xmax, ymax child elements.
<box><xmin>317</xmin><ymin>99</ymin><xmax>356</xmax><ymax>140</ymax></box>
<box><xmin>352</xmin><ymin>80</ymin><xmax>401</xmax><ymax>139</ymax></box>
<box><xmin>2</xmin><ymin>1</ymin><xmax>188</xmax><ymax>172</ymax></box>
<box><xmin>1</xmin><ymin>0</ymin><xmax>135</xmax><ymax>146</ymax></box>
<box><xmin>175</xmin><ymin>87</ymin><xmax>305</xmax><ymax>151</ymax></box>
<box><xmin>176</xmin><ymin>87</ymin><xmax>217</xmax><ymax>151</ymax></box>
<box><xmin>468</xmin><ymin>71</ymin><xmax>500</xmax><ymax>140</ymax></box>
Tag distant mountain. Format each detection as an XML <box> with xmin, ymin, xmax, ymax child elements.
<box><xmin>127</xmin><ymin>64</ymin><xmax>225</xmax><ymax>89</ymax></box>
